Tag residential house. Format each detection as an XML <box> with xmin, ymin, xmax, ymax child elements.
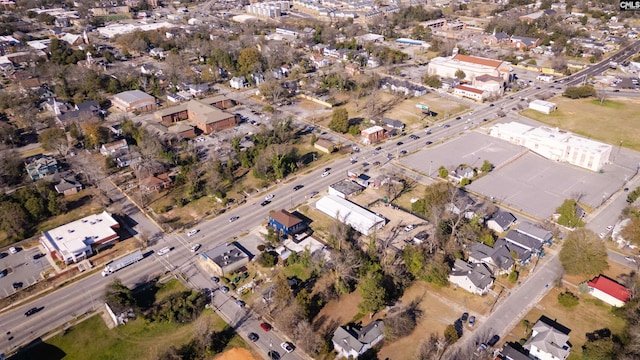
<box><xmin>487</xmin><ymin>211</ymin><xmax>516</xmax><ymax>233</ymax></box>
<box><xmin>510</xmin><ymin>36</ymin><xmax>541</xmax><ymax>50</ymax></box>
<box><xmin>41</xmin><ymin>97</ymin><xmax>71</xmax><ymax>116</ymax></box>
<box><xmin>524</xmin><ymin>317</ymin><xmax>571</xmax><ymax>360</ymax></box>
<box><xmin>250</xmin><ymin>72</ymin><xmax>266</xmax><ymax>86</ymax></box>
<box><xmin>230</xmin><ymin>76</ymin><xmax>248</xmax><ymax>89</ymax></box>
<box><xmin>329</xmin><ymin>178</ymin><xmax>365</xmax><ymax>198</ymax></box>
<box><xmin>268</xmin><ymin>209</ymin><xmax>306</xmax><ymax>237</ymax></box>
<box><xmin>504</xmin><ymin>229</ymin><xmax>544</xmax><ymax>254</ymax></box>
<box><xmin>449</xmin><ymin>259</ymin><xmax>494</xmax><ymax>295</ymax></box>
<box><xmin>115</xmin><ymin>150</ymin><xmax>141</xmax><ymax>168</ymax></box>
<box><xmin>54</xmin><ymin>177</ymin><xmax>82</xmax><ymax>196</ymax></box>
<box><xmin>469</xmin><ymin>241</ymin><xmax>514</xmax><ymax>275</ymax></box>
<box><xmin>187</xmin><ymin>83</ymin><xmax>209</xmax><ymax>97</ymax></box>
<box><xmin>449</xmin><ymin>165</ymin><xmax>474</xmax><ymax>183</ymax></box>
<box><xmin>199</xmin><ymin>242</ymin><xmax>250</xmax><ymax>276</ymax></box>
<box><xmin>361</xmin><ymin>126</ymin><xmax>388</xmax><ymax>145</ymax></box>
<box><xmin>587</xmin><ymin>275</ymin><xmax>631</xmax><ymax>307</ymax></box>
<box><xmin>60</xmin><ymin>33</ymin><xmax>83</xmax><ymax>46</ymax></box>
<box><xmin>500</xmin><ymin>343</ymin><xmax>531</xmax><ymax>360</ymax></box>
<box><xmin>381</xmin><ymin>78</ymin><xmax>428</xmax><ymax>97</ymax></box>
<box><xmin>332</xmin><ymin>320</ymin><xmax>385</xmax><ymax>359</ymax></box>
<box><xmin>56</xmin><ymin>100</ymin><xmax>101</xmax><ymax>126</ymax></box>
<box><xmin>100</xmin><ymin>139</ymin><xmax>128</xmax><ymax>157</ymax></box>
<box><xmin>140</xmin><ymin>173</ymin><xmax>172</xmax><ymax>192</ymax></box>
<box><xmin>379</xmin><ymin>117</ymin><xmax>404</xmax><ymax>131</ymax></box>
<box><xmin>314</xmin><ymin>138</ymin><xmax>337</xmax><ymax>153</ymax></box>
<box><xmin>516</xmin><ymin>222</ymin><xmax>553</xmax><ymax>245</ymax></box>
<box><xmin>446</xmin><ymin>189</ymin><xmax>479</xmax><ymax>219</ymax></box>
<box><xmin>149</xmin><ymin>47</ymin><xmax>166</xmax><ymax>59</ymax></box>
<box><xmin>25</xmin><ymin>155</ymin><xmax>58</xmax><ymax>180</ymax></box>
<box><xmin>108</xmin><ymin>124</ymin><xmax>122</xmax><ymax>136</ymax></box>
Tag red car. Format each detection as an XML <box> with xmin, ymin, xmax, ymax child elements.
<box><xmin>260</xmin><ymin>322</ymin><xmax>272</xmax><ymax>332</ymax></box>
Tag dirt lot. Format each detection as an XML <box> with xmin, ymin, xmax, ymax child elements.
<box><xmin>215</xmin><ymin>348</ymin><xmax>255</xmax><ymax>360</ymax></box>
<box><xmin>520</xmin><ymin>96</ymin><xmax>640</xmax><ymax>151</ymax></box>
<box><xmin>382</xmin><ymin>93</ymin><xmax>469</xmax><ymax>129</ymax></box>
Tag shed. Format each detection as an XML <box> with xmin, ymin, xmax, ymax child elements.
<box><xmin>529</xmin><ymin>99</ymin><xmax>556</xmax><ymax>114</ymax></box>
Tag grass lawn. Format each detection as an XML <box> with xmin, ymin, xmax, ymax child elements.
<box><xmin>520</xmin><ymin>96</ymin><xmax>640</xmax><ymax>151</ymax></box>
<box><xmin>19</xmin><ymin>145</ymin><xmax>45</xmax><ymax>159</ymax></box>
<box><xmin>14</xmin><ymin>280</ymin><xmax>249</xmax><ymax>360</ymax></box>
<box><xmin>283</xmin><ymin>263</ymin><xmax>312</xmax><ymax>282</ymax></box>
<box><xmin>505</xmin><ymin>285</ymin><xmax>625</xmax><ymax>360</ymax></box>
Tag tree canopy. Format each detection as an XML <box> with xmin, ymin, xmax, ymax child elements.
<box><xmin>555</xmin><ymin>199</ymin><xmax>585</xmax><ymax>228</ymax></box>
<box><xmin>559</xmin><ymin>229</ymin><xmax>609</xmax><ymax>276</ymax></box>
<box><xmin>329</xmin><ymin>108</ymin><xmax>349</xmax><ymax>133</ymax></box>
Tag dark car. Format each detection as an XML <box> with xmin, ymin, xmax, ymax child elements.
<box><xmin>324</xmin><ymin>167</ymin><xmax>331</xmax><ymax>172</ymax></box>
<box><xmin>260</xmin><ymin>200</ymin><xmax>271</xmax><ymax>207</ymax></box>
<box><xmin>293</xmin><ymin>185</ymin><xmax>304</xmax><ymax>191</ymax></box>
<box><xmin>489</xmin><ymin>103</ymin><xmax>495</xmax><ymax>107</ymax></box>
<box><xmin>0</xmin><ymin>269</ymin><xmax>7</xmax><ymax>278</ymax></box>
<box><xmin>444</xmin><ymin>124</ymin><xmax>450</xmax><ymax>128</ymax></box>
<box><xmin>32</xmin><ymin>253</ymin><xmax>45</xmax><ymax>260</ymax></box>
<box><xmin>260</xmin><ymin>322</ymin><xmax>272</xmax><ymax>331</ymax></box>
<box><xmin>12</xmin><ymin>282</ymin><xmax>23</xmax><ymax>290</ymax></box>
<box><xmin>220</xmin><ymin>286</ymin><xmax>230</xmax><ymax>293</ymax></box>
<box><xmin>461</xmin><ymin>312</ymin><xmax>469</xmax><ymax>323</ymax></box>
<box><xmin>374</xmin><ymin>146</ymin><xmax>382</xmax><ymax>151</ymax></box>
<box><xmin>267</xmin><ymin>350</ymin><xmax>280</xmax><ymax>360</ymax></box>
<box><xmin>373</xmin><ymin>161</ymin><xmax>381</xmax><ymax>166</ymax></box>
<box><xmin>0</xmin><ymin>253</ymin><xmax>7</xmax><ymax>259</ymax></box>
<box><xmin>229</xmin><ymin>216</ymin><xmax>240</xmax><ymax>223</ymax></box>
<box><xmin>468</xmin><ymin>316</ymin><xmax>476</xmax><ymax>327</ymax></box>
<box><xmin>400</xmin><ymin>150</ymin><xmax>407</xmax><ymax>155</ymax></box>
<box><xmin>455</xmin><ymin>116</ymin><xmax>461</xmax><ymax>120</ymax></box>
<box><xmin>396</xmin><ymin>141</ymin><xmax>403</xmax><ymax>146</ymax></box>
<box><xmin>426</xmin><ymin>141</ymin><xmax>433</xmax><ymax>145</ymax></box>
<box><xmin>487</xmin><ymin>334</ymin><xmax>500</xmax><ymax>347</ymax></box>
<box><xmin>248</xmin><ymin>332</ymin><xmax>259</xmax><ymax>342</ymax></box>
<box><xmin>235</xmin><ymin>299</ymin><xmax>246</xmax><ymax>308</ymax></box>
<box><xmin>211</xmin><ymin>277</ymin><xmax>220</xmax><ymax>283</ymax></box>
<box><xmin>24</xmin><ymin>307</ymin><xmax>42</xmax><ymax>317</ymax></box>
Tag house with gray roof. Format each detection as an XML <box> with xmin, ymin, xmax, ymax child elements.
<box><xmin>495</xmin><ymin>238</ymin><xmax>531</xmax><ymax>264</ymax></box>
<box><xmin>332</xmin><ymin>320</ymin><xmax>385</xmax><ymax>358</ymax></box>
<box><xmin>505</xmin><ymin>229</ymin><xmax>544</xmax><ymax>253</ymax></box>
<box><xmin>516</xmin><ymin>222</ymin><xmax>553</xmax><ymax>244</ymax></box>
<box><xmin>199</xmin><ymin>242</ymin><xmax>250</xmax><ymax>276</ymax></box>
<box><xmin>524</xmin><ymin>317</ymin><xmax>571</xmax><ymax>360</ymax></box>
<box><xmin>487</xmin><ymin>211</ymin><xmax>516</xmax><ymax>233</ymax></box>
<box><xmin>449</xmin><ymin>259</ymin><xmax>494</xmax><ymax>295</ymax></box>
<box><xmin>25</xmin><ymin>155</ymin><xmax>58</xmax><ymax>181</ymax></box>
<box><xmin>469</xmin><ymin>241</ymin><xmax>514</xmax><ymax>275</ymax></box>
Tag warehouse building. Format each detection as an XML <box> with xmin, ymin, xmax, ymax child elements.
<box><xmin>528</xmin><ymin>99</ymin><xmax>557</xmax><ymax>114</ymax></box>
<box><xmin>427</xmin><ymin>54</ymin><xmax>513</xmax><ymax>83</ymax></box>
<box><xmin>315</xmin><ymin>194</ymin><xmax>385</xmax><ymax>236</ymax></box>
<box><xmin>111</xmin><ymin>90</ymin><xmax>156</xmax><ymax>113</ymax></box>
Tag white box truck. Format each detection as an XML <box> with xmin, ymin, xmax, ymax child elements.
<box><xmin>101</xmin><ymin>250</ymin><xmax>143</xmax><ymax>276</ymax></box>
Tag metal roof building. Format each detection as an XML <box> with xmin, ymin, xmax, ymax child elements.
<box><xmin>315</xmin><ymin>194</ymin><xmax>385</xmax><ymax>236</ymax></box>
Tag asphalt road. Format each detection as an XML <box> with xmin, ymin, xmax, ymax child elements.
<box><xmin>2</xmin><ymin>38</ymin><xmax>640</xmax><ymax>359</ymax></box>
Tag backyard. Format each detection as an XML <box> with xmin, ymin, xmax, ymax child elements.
<box><xmin>520</xmin><ymin>96</ymin><xmax>640</xmax><ymax>151</ymax></box>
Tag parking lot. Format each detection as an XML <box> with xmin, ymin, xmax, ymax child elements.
<box><xmin>0</xmin><ymin>246</ymin><xmax>51</xmax><ymax>298</ymax></box>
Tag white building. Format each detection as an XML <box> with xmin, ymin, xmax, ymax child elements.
<box><xmin>524</xmin><ymin>319</ymin><xmax>571</xmax><ymax>360</ymax></box>
<box><xmin>40</xmin><ymin>211</ymin><xmax>120</xmax><ymax>264</ymax></box>
<box><xmin>453</xmin><ymin>85</ymin><xmax>487</xmax><ymax>101</ymax></box>
<box><xmin>315</xmin><ymin>195</ymin><xmax>385</xmax><ymax>236</ymax></box>
<box><xmin>489</xmin><ymin>122</ymin><xmax>612</xmax><ymax>172</ymax></box>
<box><xmin>427</xmin><ymin>54</ymin><xmax>513</xmax><ymax>83</ymax></box>
<box><xmin>529</xmin><ymin>99</ymin><xmax>557</xmax><ymax>114</ymax></box>
<box><xmin>97</xmin><ymin>22</ymin><xmax>176</xmax><ymax>38</ymax></box>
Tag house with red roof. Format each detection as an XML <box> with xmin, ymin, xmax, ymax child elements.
<box><xmin>587</xmin><ymin>275</ymin><xmax>631</xmax><ymax>307</ymax></box>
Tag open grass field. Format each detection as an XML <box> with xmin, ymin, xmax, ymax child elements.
<box><xmin>520</xmin><ymin>96</ymin><xmax>640</xmax><ymax>151</ymax></box>
<box><xmin>12</xmin><ymin>280</ymin><xmax>250</xmax><ymax>360</ymax></box>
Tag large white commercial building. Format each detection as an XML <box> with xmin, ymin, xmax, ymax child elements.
<box><xmin>40</xmin><ymin>211</ymin><xmax>120</xmax><ymax>264</ymax></box>
<box><xmin>427</xmin><ymin>54</ymin><xmax>513</xmax><ymax>82</ymax></box>
<box><xmin>489</xmin><ymin>122</ymin><xmax>612</xmax><ymax>172</ymax></box>
<box><xmin>315</xmin><ymin>194</ymin><xmax>385</xmax><ymax>236</ymax></box>
<box><xmin>97</xmin><ymin>21</ymin><xmax>177</xmax><ymax>38</ymax></box>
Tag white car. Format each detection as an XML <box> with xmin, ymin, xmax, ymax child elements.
<box><xmin>9</xmin><ymin>247</ymin><xmax>17</xmax><ymax>254</ymax></box>
<box><xmin>606</xmin><ymin>225</ymin><xmax>614</xmax><ymax>231</ymax></box>
<box><xmin>599</xmin><ymin>232</ymin><xmax>606</xmax><ymax>239</ymax></box>
<box><xmin>156</xmin><ymin>247</ymin><xmax>171</xmax><ymax>256</ymax></box>
<box><xmin>190</xmin><ymin>244</ymin><xmax>201</xmax><ymax>253</ymax></box>
<box><xmin>321</xmin><ymin>171</ymin><xmax>330</xmax><ymax>177</ymax></box>
<box><xmin>404</xmin><ymin>224</ymin><xmax>415</xmax><ymax>232</ymax></box>
<box><xmin>187</xmin><ymin>229</ymin><xmax>199</xmax><ymax>237</ymax></box>
<box><xmin>625</xmin><ymin>256</ymin><xmax>637</xmax><ymax>263</ymax></box>
<box><xmin>280</xmin><ymin>342</ymin><xmax>294</xmax><ymax>353</ymax></box>
<box><xmin>265</xmin><ymin>194</ymin><xmax>275</xmax><ymax>201</ymax></box>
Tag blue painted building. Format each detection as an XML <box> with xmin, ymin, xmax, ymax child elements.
<box><xmin>269</xmin><ymin>209</ymin><xmax>305</xmax><ymax>237</ymax></box>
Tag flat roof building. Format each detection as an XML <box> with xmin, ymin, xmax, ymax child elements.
<box><xmin>111</xmin><ymin>90</ymin><xmax>156</xmax><ymax>113</ymax></box>
<box><xmin>315</xmin><ymin>194</ymin><xmax>385</xmax><ymax>236</ymax></box>
<box><xmin>199</xmin><ymin>242</ymin><xmax>250</xmax><ymax>276</ymax></box>
<box><xmin>428</xmin><ymin>54</ymin><xmax>512</xmax><ymax>83</ymax></box>
<box><xmin>529</xmin><ymin>99</ymin><xmax>557</xmax><ymax>114</ymax></box>
<box><xmin>40</xmin><ymin>211</ymin><xmax>120</xmax><ymax>264</ymax></box>
<box><xmin>154</xmin><ymin>96</ymin><xmax>237</xmax><ymax>134</ymax></box>
<box><xmin>489</xmin><ymin>122</ymin><xmax>612</xmax><ymax>172</ymax></box>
